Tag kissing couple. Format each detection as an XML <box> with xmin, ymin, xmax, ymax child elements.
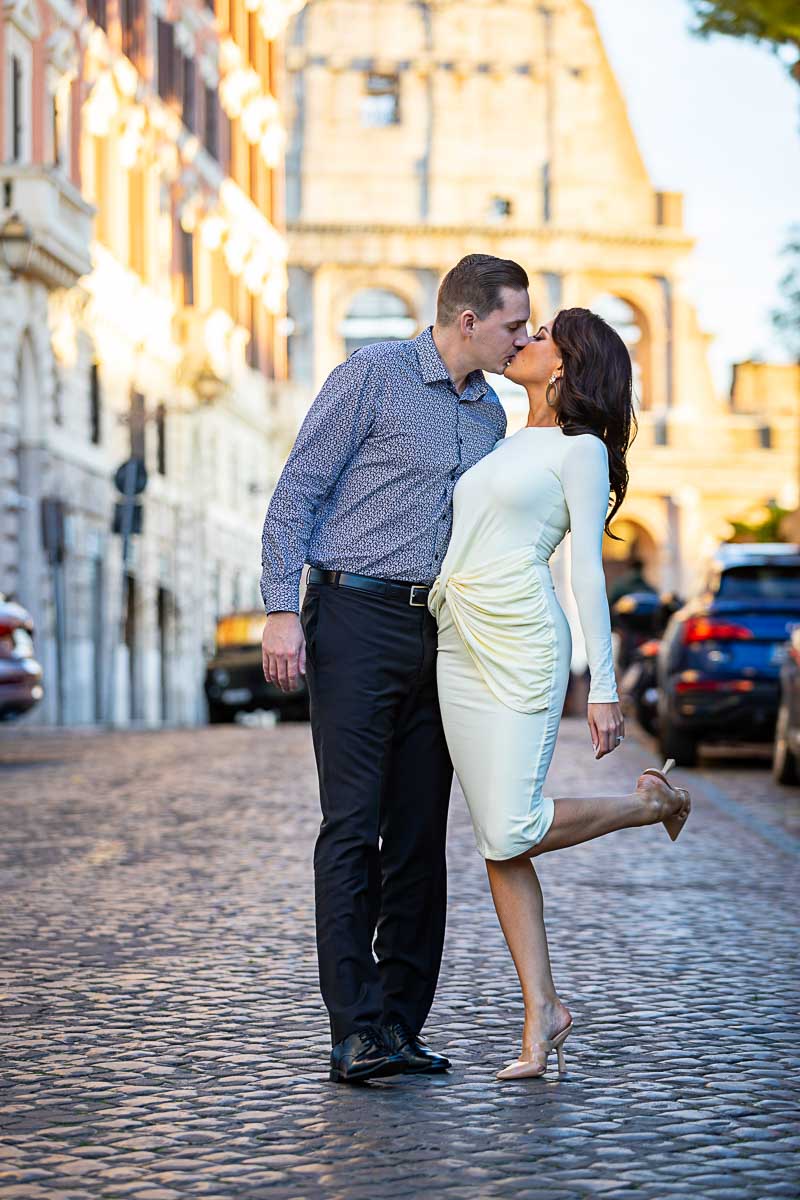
<box><xmin>260</xmin><ymin>254</ymin><xmax>690</xmax><ymax>1084</ymax></box>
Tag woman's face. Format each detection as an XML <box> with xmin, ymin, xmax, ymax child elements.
<box><xmin>504</xmin><ymin>319</ymin><xmax>562</xmax><ymax>386</ymax></box>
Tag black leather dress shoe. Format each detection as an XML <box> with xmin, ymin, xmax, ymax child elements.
<box><xmin>382</xmin><ymin>1021</ymin><xmax>451</xmax><ymax>1074</ymax></box>
<box><xmin>329</xmin><ymin>1027</ymin><xmax>406</xmax><ymax>1085</ymax></box>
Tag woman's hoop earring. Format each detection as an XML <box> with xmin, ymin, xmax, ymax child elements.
<box><xmin>545</xmin><ymin>372</ymin><xmax>561</xmax><ymax>409</ymax></box>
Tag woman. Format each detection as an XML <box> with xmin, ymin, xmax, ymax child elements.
<box><xmin>427</xmin><ymin>307</ymin><xmax>690</xmax><ymax>1081</ymax></box>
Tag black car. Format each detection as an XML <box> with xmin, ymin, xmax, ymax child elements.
<box><xmin>773</xmin><ymin>625</ymin><xmax>800</xmax><ymax>785</ymax></box>
<box><xmin>0</xmin><ymin>594</ymin><xmax>44</xmax><ymax>720</ymax></box>
<box><xmin>204</xmin><ymin>610</ymin><xmax>309</xmax><ymax>723</ymax></box>
<box><xmin>657</xmin><ymin>544</ymin><xmax>800</xmax><ymax>765</ymax></box>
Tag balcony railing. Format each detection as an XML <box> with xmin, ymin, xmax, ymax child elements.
<box><xmin>0</xmin><ymin>165</ymin><xmax>94</xmax><ymax>288</ymax></box>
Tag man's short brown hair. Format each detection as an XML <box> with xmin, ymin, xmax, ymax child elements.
<box><xmin>436</xmin><ymin>254</ymin><xmax>529</xmax><ymax>326</ymax></box>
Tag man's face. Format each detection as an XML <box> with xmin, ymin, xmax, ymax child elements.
<box><xmin>468</xmin><ymin>287</ymin><xmax>531</xmax><ymax>375</ymax></box>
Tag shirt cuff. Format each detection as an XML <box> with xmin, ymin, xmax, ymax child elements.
<box><xmin>262</xmin><ymin>576</ymin><xmax>302</xmax><ymax>615</ymax></box>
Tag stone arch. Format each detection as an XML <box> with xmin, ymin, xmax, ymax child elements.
<box><xmin>308</xmin><ymin>266</ymin><xmax>428</xmax><ymax>383</ymax></box>
<box><xmin>603</xmin><ymin>512</ymin><xmax>661</xmax><ymax>594</ymax></box>
<box><xmin>590</xmin><ymin>292</ymin><xmax>653</xmax><ymax>411</ymax></box>
<box><xmin>339</xmin><ymin>287</ymin><xmax>418</xmax><ymax>357</ymax></box>
<box><xmin>333</xmin><ymin>271</ymin><xmax>420</xmax><ymax>327</ymax></box>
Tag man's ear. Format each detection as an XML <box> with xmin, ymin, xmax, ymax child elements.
<box><xmin>459</xmin><ymin>309</ymin><xmax>478</xmax><ymax>337</ymax></box>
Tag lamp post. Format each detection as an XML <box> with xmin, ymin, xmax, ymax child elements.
<box><xmin>0</xmin><ymin>213</ymin><xmax>35</xmax><ymax>277</ymax></box>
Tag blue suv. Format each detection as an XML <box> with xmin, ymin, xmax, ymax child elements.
<box><xmin>657</xmin><ymin>544</ymin><xmax>800</xmax><ymax>765</ymax></box>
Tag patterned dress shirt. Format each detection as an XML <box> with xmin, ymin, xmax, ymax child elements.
<box><xmin>260</xmin><ymin>327</ymin><xmax>507</xmax><ymax>613</ymax></box>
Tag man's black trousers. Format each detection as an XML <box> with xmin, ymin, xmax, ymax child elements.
<box><xmin>301</xmin><ymin>580</ymin><xmax>453</xmax><ymax>1046</ymax></box>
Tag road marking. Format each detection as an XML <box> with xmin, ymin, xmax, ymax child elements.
<box><xmin>693</xmin><ymin>771</ymin><xmax>800</xmax><ymax>859</ymax></box>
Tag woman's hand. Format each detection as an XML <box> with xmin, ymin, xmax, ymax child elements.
<box><xmin>588</xmin><ymin>702</ymin><xmax>625</xmax><ymax>760</ymax></box>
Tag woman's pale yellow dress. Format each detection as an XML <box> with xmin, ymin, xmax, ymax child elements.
<box><xmin>428</xmin><ymin>427</ymin><xmax>619</xmax><ymax>860</ymax></box>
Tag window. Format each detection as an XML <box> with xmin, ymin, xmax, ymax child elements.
<box><xmin>46</xmin><ymin>74</ymin><xmax>71</xmax><ymax>172</ymax></box>
<box><xmin>180</xmin><ymin>227</ymin><xmax>194</xmax><ymax>306</ymax></box>
<box><xmin>182</xmin><ymin>55</ymin><xmax>196</xmax><ymax>133</ymax></box>
<box><xmin>90</xmin><ymin>363</ymin><xmax>101</xmax><ymax>445</ymax></box>
<box><xmin>489</xmin><ymin>196</ymin><xmax>513</xmax><ymax>221</ymax></box>
<box><xmin>361</xmin><ymin>74</ymin><xmax>400</xmax><ymax>127</ymax></box>
<box><xmin>51</xmin><ymin>91</ymin><xmax>59</xmax><ymax>166</ymax></box>
<box><xmin>247</xmin><ymin>293</ymin><xmax>260</xmax><ymax>371</ymax></box>
<box><xmin>718</xmin><ymin>566</ymin><xmax>800</xmax><ymax>602</ymax></box>
<box><xmin>129</xmin><ymin>391</ymin><xmax>146</xmax><ymax>460</ymax></box>
<box><xmin>204</xmin><ymin>85</ymin><xmax>218</xmax><ymax>159</ymax></box>
<box><xmin>759</xmin><ymin>425</ymin><xmax>772</xmax><ymax>450</ymax></box>
<box><xmin>155</xmin><ymin>404</ymin><xmax>167</xmax><ymax>475</ymax></box>
<box><xmin>542</xmin><ymin>161</ymin><xmax>551</xmax><ymax>223</ymax></box>
<box><xmin>86</xmin><ymin>0</ymin><xmax>107</xmax><ymax>30</ymax></box>
<box><xmin>121</xmin><ymin>0</ymin><xmax>144</xmax><ymax>68</ymax></box>
<box><xmin>157</xmin><ymin>19</ymin><xmax>175</xmax><ymax>102</ymax></box>
<box><xmin>7</xmin><ymin>49</ymin><xmax>31</xmax><ymax>163</ymax></box>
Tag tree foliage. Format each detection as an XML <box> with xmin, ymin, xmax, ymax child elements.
<box><xmin>689</xmin><ymin>1</ymin><xmax>800</xmax><ymax>82</ymax></box>
<box><xmin>772</xmin><ymin>225</ymin><xmax>800</xmax><ymax>362</ymax></box>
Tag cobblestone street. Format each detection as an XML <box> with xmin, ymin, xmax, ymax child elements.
<box><xmin>1</xmin><ymin>719</ymin><xmax>798</xmax><ymax>1199</ymax></box>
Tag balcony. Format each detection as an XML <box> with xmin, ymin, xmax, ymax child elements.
<box><xmin>0</xmin><ymin>166</ymin><xmax>94</xmax><ymax>289</ymax></box>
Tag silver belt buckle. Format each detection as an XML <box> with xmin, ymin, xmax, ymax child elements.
<box><xmin>409</xmin><ymin>585</ymin><xmax>428</xmax><ymax>607</ymax></box>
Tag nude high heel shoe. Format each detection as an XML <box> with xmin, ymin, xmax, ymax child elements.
<box><xmin>496</xmin><ymin>1022</ymin><xmax>573</xmax><ymax>1081</ymax></box>
<box><xmin>639</xmin><ymin>758</ymin><xmax>691</xmax><ymax>841</ymax></box>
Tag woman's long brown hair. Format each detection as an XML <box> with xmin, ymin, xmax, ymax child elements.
<box><xmin>550</xmin><ymin>307</ymin><xmax>637</xmax><ymax>538</ymax></box>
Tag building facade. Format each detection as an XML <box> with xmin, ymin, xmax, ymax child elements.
<box><xmin>0</xmin><ymin>0</ymin><xmax>305</xmax><ymax>725</ymax></box>
<box><xmin>284</xmin><ymin>0</ymin><xmax>799</xmax><ymax>600</ymax></box>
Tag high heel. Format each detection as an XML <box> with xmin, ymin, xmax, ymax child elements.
<box><xmin>496</xmin><ymin>1021</ymin><xmax>573</xmax><ymax>1081</ymax></box>
<box><xmin>639</xmin><ymin>758</ymin><xmax>691</xmax><ymax>841</ymax></box>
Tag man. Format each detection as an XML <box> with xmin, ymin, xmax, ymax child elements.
<box><xmin>261</xmin><ymin>254</ymin><xmax>531</xmax><ymax>1084</ymax></box>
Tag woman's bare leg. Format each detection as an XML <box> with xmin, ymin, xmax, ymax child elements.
<box><xmin>483</xmin><ymin>775</ymin><xmax>688</xmax><ymax>1069</ymax></box>
<box><xmin>486</xmin><ymin>857</ymin><xmax>571</xmax><ymax>1068</ymax></box>
<box><xmin>528</xmin><ymin>773</ymin><xmax>687</xmax><ymax>858</ymax></box>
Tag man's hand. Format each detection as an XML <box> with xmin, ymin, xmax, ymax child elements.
<box><xmin>587</xmin><ymin>702</ymin><xmax>625</xmax><ymax>760</ymax></box>
<box><xmin>262</xmin><ymin>612</ymin><xmax>306</xmax><ymax>692</ymax></box>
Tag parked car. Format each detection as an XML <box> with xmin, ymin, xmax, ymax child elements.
<box><xmin>772</xmin><ymin>624</ymin><xmax>800</xmax><ymax>785</ymax></box>
<box><xmin>204</xmin><ymin>610</ymin><xmax>309</xmax><ymax>723</ymax></box>
<box><xmin>0</xmin><ymin>594</ymin><xmax>44</xmax><ymax>720</ymax></box>
<box><xmin>657</xmin><ymin>543</ymin><xmax>800</xmax><ymax>765</ymax></box>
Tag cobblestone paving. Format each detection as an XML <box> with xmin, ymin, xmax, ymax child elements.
<box><xmin>1</xmin><ymin>719</ymin><xmax>798</xmax><ymax>1199</ymax></box>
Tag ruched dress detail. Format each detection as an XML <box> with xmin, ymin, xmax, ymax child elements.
<box><xmin>429</xmin><ymin>427</ymin><xmax>618</xmax><ymax>861</ymax></box>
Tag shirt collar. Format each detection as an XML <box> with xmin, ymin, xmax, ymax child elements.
<box><xmin>414</xmin><ymin>327</ymin><xmax>489</xmax><ymax>401</ymax></box>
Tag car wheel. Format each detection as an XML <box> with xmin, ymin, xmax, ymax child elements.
<box><xmin>772</xmin><ymin>705</ymin><xmax>799</xmax><ymax>786</ymax></box>
<box><xmin>659</xmin><ymin>720</ymin><xmax>698</xmax><ymax>767</ymax></box>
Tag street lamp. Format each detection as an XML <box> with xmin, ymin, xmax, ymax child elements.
<box><xmin>0</xmin><ymin>212</ymin><xmax>35</xmax><ymax>277</ymax></box>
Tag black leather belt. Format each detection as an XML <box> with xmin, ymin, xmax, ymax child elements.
<box><xmin>307</xmin><ymin>568</ymin><xmax>432</xmax><ymax>607</ymax></box>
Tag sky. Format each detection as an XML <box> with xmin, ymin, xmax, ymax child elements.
<box><xmin>588</xmin><ymin>0</ymin><xmax>799</xmax><ymax>393</ymax></box>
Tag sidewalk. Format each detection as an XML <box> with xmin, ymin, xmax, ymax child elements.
<box><xmin>0</xmin><ymin>720</ymin><xmax>798</xmax><ymax>1198</ymax></box>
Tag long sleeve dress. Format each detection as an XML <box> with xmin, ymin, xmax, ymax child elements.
<box><xmin>427</xmin><ymin>426</ymin><xmax>618</xmax><ymax>861</ymax></box>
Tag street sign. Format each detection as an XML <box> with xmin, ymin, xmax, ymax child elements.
<box><xmin>112</xmin><ymin>501</ymin><xmax>143</xmax><ymax>536</ymax></box>
<box><xmin>113</xmin><ymin>457</ymin><xmax>148</xmax><ymax>496</ymax></box>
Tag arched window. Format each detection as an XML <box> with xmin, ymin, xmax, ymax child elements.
<box><xmin>339</xmin><ymin>289</ymin><xmax>417</xmax><ymax>357</ymax></box>
<box><xmin>590</xmin><ymin>294</ymin><xmax>649</xmax><ymax>408</ymax></box>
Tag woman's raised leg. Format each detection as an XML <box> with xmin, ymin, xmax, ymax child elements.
<box><xmin>527</xmin><ymin>772</ymin><xmax>689</xmax><ymax>859</ymax></box>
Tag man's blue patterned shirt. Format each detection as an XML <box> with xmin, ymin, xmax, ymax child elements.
<box><xmin>260</xmin><ymin>327</ymin><xmax>507</xmax><ymax>613</ymax></box>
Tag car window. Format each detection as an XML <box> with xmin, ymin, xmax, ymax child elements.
<box><xmin>717</xmin><ymin>565</ymin><xmax>800</xmax><ymax>601</ymax></box>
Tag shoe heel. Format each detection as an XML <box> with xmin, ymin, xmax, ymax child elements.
<box><xmin>661</xmin><ymin>758</ymin><xmax>676</xmax><ymax>776</ymax></box>
<box><xmin>329</xmin><ymin>1068</ymin><xmax>341</xmax><ymax>1083</ymax></box>
<box><xmin>556</xmin><ymin>1044</ymin><xmax>566</xmax><ymax>1073</ymax></box>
